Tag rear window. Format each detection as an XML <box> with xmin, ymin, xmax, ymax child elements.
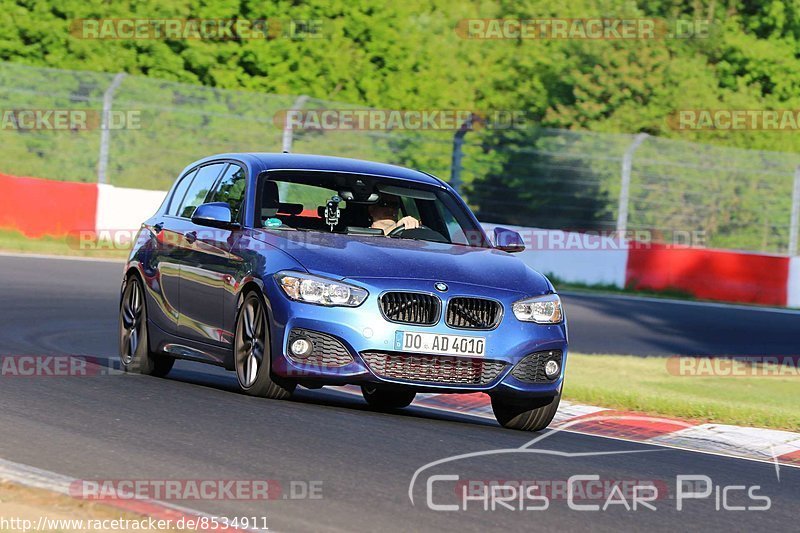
<box><xmin>173</xmin><ymin>163</ymin><xmax>225</xmax><ymax>218</ymax></box>
<box><xmin>209</xmin><ymin>164</ymin><xmax>247</xmax><ymax>222</ymax></box>
<box><xmin>278</xmin><ymin>182</ymin><xmax>344</xmax><ymax>214</ymax></box>
<box><xmin>167</xmin><ymin>169</ymin><xmax>197</xmax><ymax>216</ymax></box>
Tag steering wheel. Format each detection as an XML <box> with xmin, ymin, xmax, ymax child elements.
<box><xmin>388</xmin><ymin>223</ymin><xmax>406</xmax><ymax>237</ymax></box>
<box><xmin>388</xmin><ymin>223</ymin><xmax>429</xmax><ymax>237</ymax></box>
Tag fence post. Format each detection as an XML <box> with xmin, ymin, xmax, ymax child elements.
<box><xmin>616</xmin><ymin>132</ymin><xmax>649</xmax><ymax>234</ymax></box>
<box><xmin>450</xmin><ymin>114</ymin><xmax>474</xmax><ymax>194</ymax></box>
<box><xmin>281</xmin><ymin>94</ymin><xmax>309</xmax><ymax>153</ymax></box>
<box><xmin>97</xmin><ymin>73</ymin><xmax>127</xmax><ymax>185</ymax></box>
<box><xmin>789</xmin><ymin>166</ymin><xmax>800</xmax><ymax>256</ymax></box>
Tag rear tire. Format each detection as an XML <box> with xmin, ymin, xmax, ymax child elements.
<box><xmin>119</xmin><ymin>275</ymin><xmax>174</xmax><ymax>377</ymax></box>
<box><xmin>234</xmin><ymin>291</ymin><xmax>295</xmax><ymax>400</ymax></box>
<box><xmin>491</xmin><ymin>394</ymin><xmax>561</xmax><ymax>431</ymax></box>
<box><xmin>361</xmin><ymin>385</ymin><xmax>416</xmax><ymax>410</ymax></box>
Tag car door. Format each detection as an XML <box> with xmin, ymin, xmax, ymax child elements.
<box><xmin>142</xmin><ymin>167</ymin><xmax>198</xmax><ymax>335</ymax></box>
<box><xmin>160</xmin><ymin>162</ymin><xmax>227</xmax><ymax>343</ymax></box>
<box><xmin>177</xmin><ymin>162</ymin><xmax>247</xmax><ymax>347</ymax></box>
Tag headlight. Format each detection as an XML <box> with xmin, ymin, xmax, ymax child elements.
<box><xmin>512</xmin><ymin>294</ymin><xmax>563</xmax><ymax>324</ymax></box>
<box><xmin>275</xmin><ymin>271</ymin><xmax>368</xmax><ymax>307</ymax></box>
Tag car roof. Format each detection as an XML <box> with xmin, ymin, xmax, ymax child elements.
<box><xmin>191</xmin><ymin>153</ymin><xmax>444</xmax><ymax>187</ymax></box>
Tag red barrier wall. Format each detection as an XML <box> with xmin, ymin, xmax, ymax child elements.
<box><xmin>626</xmin><ymin>243</ymin><xmax>790</xmax><ymax>306</ymax></box>
<box><xmin>0</xmin><ymin>173</ymin><xmax>98</xmax><ymax>237</ymax></box>
<box><xmin>0</xmin><ymin>171</ymin><xmax>794</xmax><ymax>307</ymax></box>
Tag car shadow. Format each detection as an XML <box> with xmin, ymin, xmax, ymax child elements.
<box><xmin>165</xmin><ymin>363</ymin><xmax>500</xmax><ymax>429</ymax></box>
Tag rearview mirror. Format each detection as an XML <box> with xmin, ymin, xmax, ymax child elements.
<box><xmin>493</xmin><ymin>227</ymin><xmax>525</xmax><ymax>253</ymax></box>
<box><xmin>191</xmin><ymin>202</ymin><xmax>237</xmax><ymax>229</ymax></box>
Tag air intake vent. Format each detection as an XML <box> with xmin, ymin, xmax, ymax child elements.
<box><xmin>379</xmin><ymin>292</ymin><xmax>440</xmax><ymax>326</ymax></box>
<box><xmin>361</xmin><ymin>351</ymin><xmax>506</xmax><ymax>385</ymax></box>
<box><xmin>446</xmin><ymin>297</ymin><xmax>502</xmax><ymax>329</ymax></box>
<box><xmin>510</xmin><ymin>350</ymin><xmax>563</xmax><ymax>383</ymax></box>
<box><xmin>287</xmin><ymin>328</ymin><xmax>353</xmax><ymax>367</ymax></box>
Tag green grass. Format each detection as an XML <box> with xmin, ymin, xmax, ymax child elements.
<box><xmin>0</xmin><ymin>228</ymin><xmax>129</xmax><ymax>259</ymax></box>
<box><xmin>565</xmin><ymin>353</ymin><xmax>800</xmax><ymax>431</ymax></box>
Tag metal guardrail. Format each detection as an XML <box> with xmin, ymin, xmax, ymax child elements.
<box><xmin>1</xmin><ymin>61</ymin><xmax>798</xmax><ymax>254</ymax></box>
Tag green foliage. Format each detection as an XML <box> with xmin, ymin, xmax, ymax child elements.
<box><xmin>1</xmin><ymin>0</ymin><xmax>800</xmax><ymax>251</ymax></box>
<box><xmin>1</xmin><ymin>0</ymin><xmax>797</xmax><ymax>152</ymax></box>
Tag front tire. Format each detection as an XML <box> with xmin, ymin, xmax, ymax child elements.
<box><xmin>491</xmin><ymin>394</ymin><xmax>561</xmax><ymax>431</ymax></box>
<box><xmin>361</xmin><ymin>385</ymin><xmax>416</xmax><ymax>410</ymax></box>
<box><xmin>119</xmin><ymin>275</ymin><xmax>174</xmax><ymax>377</ymax></box>
<box><xmin>234</xmin><ymin>291</ymin><xmax>295</xmax><ymax>400</ymax></box>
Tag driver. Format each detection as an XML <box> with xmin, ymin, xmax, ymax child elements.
<box><xmin>369</xmin><ymin>194</ymin><xmax>420</xmax><ymax>235</ymax></box>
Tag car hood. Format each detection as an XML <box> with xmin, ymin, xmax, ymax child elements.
<box><xmin>251</xmin><ymin>230</ymin><xmax>551</xmax><ymax>295</ymax></box>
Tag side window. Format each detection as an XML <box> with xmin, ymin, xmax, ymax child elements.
<box><xmin>435</xmin><ymin>200</ymin><xmax>469</xmax><ymax>245</ymax></box>
<box><xmin>174</xmin><ymin>163</ymin><xmax>226</xmax><ymax>219</ymax></box>
<box><xmin>401</xmin><ymin>197</ymin><xmax>421</xmax><ymax>219</ymax></box>
<box><xmin>209</xmin><ymin>164</ymin><xmax>247</xmax><ymax>222</ymax></box>
<box><xmin>167</xmin><ymin>169</ymin><xmax>198</xmax><ymax>216</ymax></box>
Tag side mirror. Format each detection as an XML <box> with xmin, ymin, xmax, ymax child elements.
<box><xmin>493</xmin><ymin>226</ymin><xmax>525</xmax><ymax>253</ymax></box>
<box><xmin>191</xmin><ymin>202</ymin><xmax>237</xmax><ymax>229</ymax></box>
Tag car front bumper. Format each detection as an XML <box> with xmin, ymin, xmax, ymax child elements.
<box><xmin>265</xmin><ymin>276</ymin><xmax>568</xmax><ymax>399</ymax></box>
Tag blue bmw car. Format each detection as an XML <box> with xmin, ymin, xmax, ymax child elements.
<box><xmin>120</xmin><ymin>153</ymin><xmax>567</xmax><ymax>431</ymax></box>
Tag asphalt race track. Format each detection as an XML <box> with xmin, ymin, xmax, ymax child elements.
<box><xmin>562</xmin><ymin>291</ymin><xmax>800</xmax><ymax>356</ymax></box>
<box><xmin>0</xmin><ymin>253</ymin><xmax>798</xmax><ymax>531</ymax></box>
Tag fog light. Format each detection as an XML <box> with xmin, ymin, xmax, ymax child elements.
<box><xmin>290</xmin><ymin>338</ymin><xmax>313</xmax><ymax>358</ymax></box>
<box><xmin>544</xmin><ymin>359</ymin><xmax>560</xmax><ymax>379</ymax></box>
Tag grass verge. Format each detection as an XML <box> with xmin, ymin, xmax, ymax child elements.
<box><xmin>0</xmin><ymin>228</ymin><xmax>128</xmax><ymax>259</ymax></box>
<box><xmin>564</xmin><ymin>353</ymin><xmax>800</xmax><ymax>432</ymax></box>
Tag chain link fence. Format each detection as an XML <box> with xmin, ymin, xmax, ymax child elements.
<box><xmin>1</xmin><ymin>61</ymin><xmax>799</xmax><ymax>254</ymax></box>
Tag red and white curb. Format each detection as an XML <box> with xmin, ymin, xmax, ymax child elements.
<box><xmin>336</xmin><ymin>387</ymin><xmax>800</xmax><ymax>468</ymax></box>
<box><xmin>0</xmin><ymin>457</ymin><xmax>260</xmax><ymax>533</ymax></box>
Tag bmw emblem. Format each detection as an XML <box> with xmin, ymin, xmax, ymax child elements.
<box><xmin>434</xmin><ymin>282</ymin><xmax>448</xmax><ymax>292</ymax></box>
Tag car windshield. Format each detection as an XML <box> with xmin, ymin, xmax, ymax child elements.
<box><xmin>257</xmin><ymin>171</ymin><xmax>488</xmax><ymax>247</ymax></box>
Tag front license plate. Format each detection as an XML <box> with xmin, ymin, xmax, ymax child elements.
<box><xmin>395</xmin><ymin>331</ymin><xmax>486</xmax><ymax>357</ymax></box>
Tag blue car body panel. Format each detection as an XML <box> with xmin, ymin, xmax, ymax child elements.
<box><xmin>125</xmin><ymin>153</ymin><xmax>568</xmax><ymax>400</ymax></box>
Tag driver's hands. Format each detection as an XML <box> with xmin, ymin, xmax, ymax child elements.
<box><xmin>387</xmin><ymin>216</ymin><xmax>420</xmax><ymax>235</ymax></box>
<box><xmin>398</xmin><ymin>216</ymin><xmax>420</xmax><ymax>230</ymax></box>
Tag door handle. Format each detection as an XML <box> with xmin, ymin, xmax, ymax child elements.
<box><xmin>184</xmin><ymin>231</ymin><xmax>197</xmax><ymax>244</ymax></box>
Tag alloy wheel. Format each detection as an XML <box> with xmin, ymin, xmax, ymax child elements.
<box><xmin>120</xmin><ymin>278</ymin><xmax>144</xmax><ymax>364</ymax></box>
<box><xmin>236</xmin><ymin>296</ymin><xmax>266</xmax><ymax>389</ymax></box>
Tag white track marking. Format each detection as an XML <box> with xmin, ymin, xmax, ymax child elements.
<box><xmin>0</xmin><ymin>251</ymin><xmax>126</xmax><ymax>263</ymax></box>
<box><xmin>0</xmin><ymin>457</ymin><xmax>264</xmax><ymax>532</ymax></box>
